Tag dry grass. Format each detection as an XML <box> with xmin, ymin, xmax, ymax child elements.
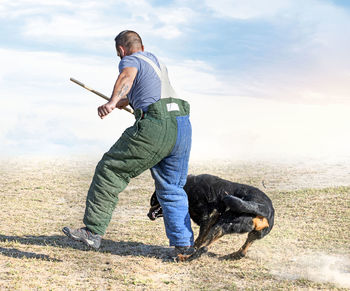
<box><xmin>0</xmin><ymin>157</ymin><xmax>349</xmax><ymax>290</ymax></box>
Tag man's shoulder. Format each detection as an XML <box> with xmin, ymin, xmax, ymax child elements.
<box><xmin>119</xmin><ymin>54</ymin><xmax>141</xmax><ymax>71</ymax></box>
<box><xmin>120</xmin><ymin>54</ymin><xmax>139</xmax><ymax>65</ymax></box>
<box><xmin>119</xmin><ymin>51</ymin><xmax>161</xmax><ymax>74</ymax></box>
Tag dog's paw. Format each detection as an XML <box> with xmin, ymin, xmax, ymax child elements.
<box><xmin>220</xmin><ymin>251</ymin><xmax>245</xmax><ymax>261</ymax></box>
<box><xmin>175</xmin><ymin>254</ymin><xmax>191</xmax><ymax>262</ymax></box>
<box><xmin>206</xmin><ymin>251</ymin><xmax>218</xmax><ymax>258</ymax></box>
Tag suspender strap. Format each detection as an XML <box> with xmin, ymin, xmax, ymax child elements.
<box><xmin>135</xmin><ymin>54</ymin><xmax>178</xmax><ymax>99</ymax></box>
<box><xmin>135</xmin><ymin>54</ymin><xmax>162</xmax><ymax>79</ymax></box>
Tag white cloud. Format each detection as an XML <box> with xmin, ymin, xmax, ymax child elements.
<box><xmin>0</xmin><ymin>0</ymin><xmax>103</xmax><ymax>18</ymax></box>
<box><xmin>204</xmin><ymin>0</ymin><xmax>292</xmax><ymax>20</ymax></box>
<box><xmin>157</xmin><ymin>6</ymin><xmax>195</xmax><ymax>25</ymax></box>
<box><xmin>167</xmin><ymin>59</ymin><xmax>225</xmax><ymax>95</ymax></box>
<box><xmin>0</xmin><ymin>0</ymin><xmax>196</xmax><ymax>46</ymax></box>
<box><xmin>152</xmin><ymin>25</ymin><xmax>182</xmax><ymax>39</ymax></box>
<box><xmin>22</xmin><ymin>14</ymin><xmax>118</xmax><ymax>53</ymax></box>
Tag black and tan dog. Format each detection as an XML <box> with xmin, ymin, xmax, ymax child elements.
<box><xmin>148</xmin><ymin>174</ymin><xmax>274</xmax><ymax>261</ymax></box>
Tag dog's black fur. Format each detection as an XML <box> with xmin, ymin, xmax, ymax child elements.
<box><xmin>148</xmin><ymin>174</ymin><xmax>275</xmax><ymax>261</ymax></box>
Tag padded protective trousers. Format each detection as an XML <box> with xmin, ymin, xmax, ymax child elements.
<box><xmin>83</xmin><ymin>98</ymin><xmax>194</xmax><ymax>246</ymax></box>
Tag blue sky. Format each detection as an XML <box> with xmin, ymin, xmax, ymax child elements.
<box><xmin>1</xmin><ymin>0</ymin><xmax>350</xmax><ymax>161</ymax></box>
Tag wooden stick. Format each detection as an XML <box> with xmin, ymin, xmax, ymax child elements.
<box><xmin>70</xmin><ymin>77</ymin><xmax>134</xmax><ymax>115</ymax></box>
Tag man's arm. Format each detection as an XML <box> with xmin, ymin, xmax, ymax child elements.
<box><xmin>97</xmin><ymin>67</ymin><xmax>137</xmax><ymax>119</ymax></box>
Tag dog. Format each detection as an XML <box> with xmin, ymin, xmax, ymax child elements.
<box><xmin>147</xmin><ymin>174</ymin><xmax>275</xmax><ymax>261</ymax></box>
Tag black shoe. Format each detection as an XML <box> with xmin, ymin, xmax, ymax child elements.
<box><xmin>62</xmin><ymin>227</ymin><xmax>101</xmax><ymax>250</ymax></box>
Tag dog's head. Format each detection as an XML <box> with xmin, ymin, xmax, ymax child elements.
<box><xmin>147</xmin><ymin>191</ymin><xmax>163</xmax><ymax>220</ymax></box>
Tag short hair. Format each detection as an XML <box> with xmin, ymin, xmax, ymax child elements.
<box><xmin>114</xmin><ymin>30</ymin><xmax>143</xmax><ymax>50</ymax></box>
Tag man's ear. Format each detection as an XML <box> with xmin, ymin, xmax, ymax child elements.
<box><xmin>117</xmin><ymin>45</ymin><xmax>126</xmax><ymax>58</ymax></box>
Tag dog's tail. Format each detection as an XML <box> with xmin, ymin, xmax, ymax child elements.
<box><xmin>222</xmin><ymin>195</ymin><xmax>268</xmax><ymax>217</ymax></box>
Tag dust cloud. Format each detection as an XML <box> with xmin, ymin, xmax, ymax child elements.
<box><xmin>271</xmin><ymin>253</ymin><xmax>350</xmax><ymax>288</ymax></box>
<box><xmin>188</xmin><ymin>94</ymin><xmax>350</xmax><ymax>163</ymax></box>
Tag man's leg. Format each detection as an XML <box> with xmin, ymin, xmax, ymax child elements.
<box><xmin>151</xmin><ymin>115</ymin><xmax>194</xmax><ymax>247</ymax></box>
<box><xmin>63</xmin><ymin>111</ymin><xmax>178</xmax><ymax>246</ymax></box>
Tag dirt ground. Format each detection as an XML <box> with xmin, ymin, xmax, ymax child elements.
<box><xmin>0</xmin><ymin>157</ymin><xmax>349</xmax><ymax>290</ymax></box>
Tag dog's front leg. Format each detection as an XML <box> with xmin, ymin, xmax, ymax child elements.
<box><xmin>221</xmin><ymin>231</ymin><xmax>258</xmax><ymax>260</ymax></box>
<box><xmin>182</xmin><ymin>224</ymin><xmax>225</xmax><ymax>262</ymax></box>
<box><xmin>176</xmin><ymin>226</ymin><xmax>210</xmax><ymax>262</ymax></box>
<box><xmin>194</xmin><ymin>224</ymin><xmax>209</xmax><ymax>249</ymax></box>
<box><xmin>194</xmin><ymin>209</ymin><xmax>220</xmax><ymax>249</ymax></box>
<box><xmin>177</xmin><ymin>210</ymin><xmax>221</xmax><ymax>262</ymax></box>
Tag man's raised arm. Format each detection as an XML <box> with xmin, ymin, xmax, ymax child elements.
<box><xmin>97</xmin><ymin>67</ymin><xmax>137</xmax><ymax>119</ymax></box>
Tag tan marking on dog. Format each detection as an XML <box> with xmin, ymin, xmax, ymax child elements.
<box><xmin>252</xmin><ymin>216</ymin><xmax>269</xmax><ymax>231</ymax></box>
<box><xmin>177</xmin><ymin>254</ymin><xmax>191</xmax><ymax>262</ymax></box>
<box><xmin>240</xmin><ymin>240</ymin><xmax>254</xmax><ymax>256</ymax></box>
<box><xmin>209</xmin><ymin>208</ymin><xmax>219</xmax><ymax>219</ymax></box>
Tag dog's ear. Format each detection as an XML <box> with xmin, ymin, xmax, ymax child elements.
<box><xmin>150</xmin><ymin>191</ymin><xmax>158</xmax><ymax>206</ymax></box>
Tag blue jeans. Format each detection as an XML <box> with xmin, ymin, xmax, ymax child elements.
<box><xmin>150</xmin><ymin>115</ymin><xmax>194</xmax><ymax>246</ymax></box>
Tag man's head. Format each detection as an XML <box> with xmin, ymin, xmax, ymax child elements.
<box><xmin>114</xmin><ymin>30</ymin><xmax>144</xmax><ymax>59</ymax></box>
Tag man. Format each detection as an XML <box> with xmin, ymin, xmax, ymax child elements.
<box><xmin>63</xmin><ymin>30</ymin><xmax>194</xmax><ymax>257</ymax></box>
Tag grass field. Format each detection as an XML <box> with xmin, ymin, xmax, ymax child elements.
<box><xmin>0</xmin><ymin>157</ymin><xmax>349</xmax><ymax>290</ymax></box>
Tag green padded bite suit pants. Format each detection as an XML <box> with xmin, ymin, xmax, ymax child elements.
<box><xmin>83</xmin><ymin>97</ymin><xmax>194</xmax><ymax>246</ymax></box>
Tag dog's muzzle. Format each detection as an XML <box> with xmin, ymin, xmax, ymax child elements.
<box><xmin>147</xmin><ymin>205</ymin><xmax>163</xmax><ymax>220</ymax></box>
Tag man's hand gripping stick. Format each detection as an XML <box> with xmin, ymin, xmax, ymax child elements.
<box><xmin>70</xmin><ymin>78</ymin><xmax>134</xmax><ymax>115</ymax></box>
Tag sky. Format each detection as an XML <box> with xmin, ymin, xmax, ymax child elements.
<box><xmin>1</xmin><ymin>0</ymin><xmax>350</xmax><ymax>162</ymax></box>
